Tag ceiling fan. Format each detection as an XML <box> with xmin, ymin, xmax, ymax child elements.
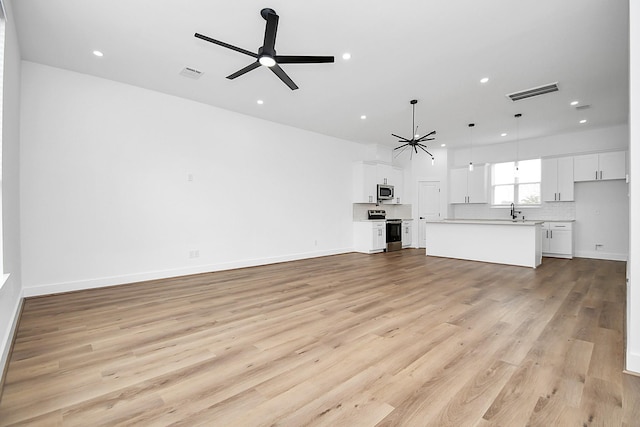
<box><xmin>392</xmin><ymin>100</ymin><xmax>436</xmax><ymax>161</ymax></box>
<box><xmin>194</xmin><ymin>8</ymin><xmax>335</xmax><ymax>90</ymax></box>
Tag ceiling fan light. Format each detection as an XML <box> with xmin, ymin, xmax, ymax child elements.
<box><xmin>259</xmin><ymin>56</ymin><xmax>276</xmax><ymax>67</ymax></box>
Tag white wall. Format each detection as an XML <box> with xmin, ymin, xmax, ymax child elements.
<box><xmin>451</xmin><ymin>124</ymin><xmax>629</xmax><ymax>167</ymax></box>
<box><xmin>19</xmin><ymin>61</ymin><xmax>364</xmax><ymax>296</ymax></box>
<box><xmin>401</xmin><ymin>147</ymin><xmax>450</xmax><ymax>245</ymax></box>
<box><xmin>574</xmin><ymin>181</ymin><xmax>629</xmax><ymax>261</ymax></box>
<box><xmin>1</xmin><ymin>0</ymin><xmax>23</xmax><ymax>382</ymax></box>
<box><xmin>627</xmin><ymin>0</ymin><xmax>639</xmax><ymax>374</ymax></box>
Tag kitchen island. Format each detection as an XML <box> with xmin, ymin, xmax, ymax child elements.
<box><xmin>425</xmin><ymin>219</ymin><xmax>543</xmax><ymax>268</ymax></box>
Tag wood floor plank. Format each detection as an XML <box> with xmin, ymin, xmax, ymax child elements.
<box><xmin>0</xmin><ymin>250</ymin><xmax>637</xmax><ymax>426</ymax></box>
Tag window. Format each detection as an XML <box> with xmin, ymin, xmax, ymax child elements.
<box><xmin>491</xmin><ymin>159</ymin><xmax>541</xmax><ymax>206</ymax></box>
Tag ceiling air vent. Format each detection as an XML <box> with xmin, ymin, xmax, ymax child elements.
<box><xmin>507</xmin><ymin>82</ymin><xmax>559</xmax><ymax>102</ymax></box>
<box><xmin>576</xmin><ymin>104</ymin><xmax>592</xmax><ymax>111</ymax></box>
<box><xmin>179</xmin><ymin>67</ymin><xmax>204</xmax><ymax>79</ymax></box>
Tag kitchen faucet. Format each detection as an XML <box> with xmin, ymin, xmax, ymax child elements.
<box><xmin>510</xmin><ymin>203</ymin><xmax>521</xmax><ymax>220</ymax></box>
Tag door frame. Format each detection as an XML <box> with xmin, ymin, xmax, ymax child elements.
<box><xmin>416</xmin><ymin>180</ymin><xmax>442</xmax><ymax>248</ymax></box>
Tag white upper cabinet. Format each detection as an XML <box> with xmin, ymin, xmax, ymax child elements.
<box><xmin>353</xmin><ymin>162</ymin><xmax>404</xmax><ymax>204</ymax></box>
<box><xmin>353</xmin><ymin>162</ymin><xmax>378</xmax><ymax>203</ymax></box>
<box><xmin>450</xmin><ymin>165</ymin><xmax>488</xmax><ymax>204</ymax></box>
<box><xmin>541</xmin><ymin>157</ymin><xmax>574</xmax><ymax>202</ymax></box>
<box><xmin>574</xmin><ymin>151</ymin><xmax>626</xmax><ymax>182</ymax></box>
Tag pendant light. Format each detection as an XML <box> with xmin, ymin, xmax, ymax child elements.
<box><xmin>514</xmin><ymin>113</ymin><xmax>522</xmax><ymax>177</ymax></box>
<box><xmin>468</xmin><ymin>123</ymin><xmax>475</xmax><ymax>171</ymax></box>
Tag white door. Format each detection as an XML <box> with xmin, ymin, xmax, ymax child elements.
<box><xmin>418</xmin><ymin>181</ymin><xmax>441</xmax><ymax>248</ymax></box>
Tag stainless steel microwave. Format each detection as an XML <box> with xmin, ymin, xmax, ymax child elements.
<box><xmin>377</xmin><ymin>184</ymin><xmax>394</xmax><ymax>200</ymax></box>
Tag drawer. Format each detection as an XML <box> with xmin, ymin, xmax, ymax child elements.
<box><xmin>550</xmin><ymin>223</ymin><xmax>572</xmax><ymax>230</ymax></box>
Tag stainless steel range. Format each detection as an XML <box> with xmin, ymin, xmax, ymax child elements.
<box><xmin>367</xmin><ymin>210</ymin><xmax>403</xmax><ymax>252</ymax></box>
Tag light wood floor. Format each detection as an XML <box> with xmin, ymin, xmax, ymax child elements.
<box><xmin>1</xmin><ymin>249</ymin><xmax>638</xmax><ymax>426</ymax></box>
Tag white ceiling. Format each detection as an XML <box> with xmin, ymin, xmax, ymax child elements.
<box><xmin>10</xmin><ymin>0</ymin><xmax>630</xmax><ymax>151</ymax></box>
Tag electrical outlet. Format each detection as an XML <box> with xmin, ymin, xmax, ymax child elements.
<box><xmin>187</xmin><ymin>173</ymin><xmax>194</xmax><ymax>182</ymax></box>
<box><xmin>189</xmin><ymin>250</ymin><xmax>200</xmax><ymax>258</ymax></box>
<box><xmin>595</xmin><ymin>244</ymin><xmax>604</xmax><ymax>251</ymax></box>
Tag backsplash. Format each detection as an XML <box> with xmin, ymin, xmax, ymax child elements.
<box><xmin>353</xmin><ymin>203</ymin><xmax>413</xmax><ymax>220</ymax></box>
<box><xmin>453</xmin><ymin>202</ymin><xmax>576</xmax><ymax>221</ymax></box>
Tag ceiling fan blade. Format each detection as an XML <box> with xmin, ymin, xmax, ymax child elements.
<box><xmin>226</xmin><ymin>61</ymin><xmax>261</xmax><ymax>80</ymax></box>
<box><xmin>194</xmin><ymin>33</ymin><xmax>258</xmax><ymax>58</ymax></box>
<box><xmin>270</xmin><ymin>64</ymin><xmax>298</xmax><ymax>90</ymax></box>
<box><xmin>276</xmin><ymin>55</ymin><xmax>335</xmax><ymax>64</ymax></box>
<box><xmin>394</xmin><ymin>143</ymin><xmax>410</xmax><ymax>150</ymax></box>
<box><xmin>263</xmin><ymin>10</ymin><xmax>279</xmax><ymax>51</ymax></box>
<box><xmin>391</xmin><ymin>133</ymin><xmax>411</xmax><ymax>142</ymax></box>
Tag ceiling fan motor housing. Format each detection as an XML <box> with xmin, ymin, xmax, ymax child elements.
<box><xmin>194</xmin><ymin>7</ymin><xmax>334</xmax><ymax>90</ymax></box>
<box><xmin>261</xmin><ymin>8</ymin><xmax>276</xmax><ymax>19</ymax></box>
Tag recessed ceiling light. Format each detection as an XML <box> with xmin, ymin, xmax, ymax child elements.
<box><xmin>570</xmin><ymin>100</ymin><xmax>579</xmax><ymax>106</ymax></box>
<box><xmin>579</xmin><ymin>119</ymin><xmax>587</xmax><ymax>124</ymax></box>
<box><xmin>257</xmin><ymin>100</ymin><xmax>264</xmax><ymax>105</ymax></box>
<box><xmin>360</xmin><ymin>115</ymin><xmax>366</xmax><ymax>120</ymax></box>
<box><xmin>480</xmin><ymin>77</ymin><xmax>489</xmax><ymax>83</ymax></box>
<box><xmin>92</xmin><ymin>50</ymin><xmax>104</xmax><ymax>57</ymax></box>
<box><xmin>342</xmin><ymin>53</ymin><xmax>351</xmax><ymax>60</ymax></box>
<box><xmin>501</xmin><ymin>133</ymin><xmax>507</xmax><ymax>137</ymax></box>
<box><xmin>440</xmin><ymin>143</ymin><xmax>446</xmax><ymax>147</ymax></box>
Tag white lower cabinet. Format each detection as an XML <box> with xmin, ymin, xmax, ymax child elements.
<box><xmin>541</xmin><ymin>222</ymin><xmax>573</xmax><ymax>258</ymax></box>
<box><xmin>402</xmin><ymin>220</ymin><xmax>412</xmax><ymax>248</ymax></box>
<box><xmin>354</xmin><ymin>221</ymin><xmax>386</xmax><ymax>254</ymax></box>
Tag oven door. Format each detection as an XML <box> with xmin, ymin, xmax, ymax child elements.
<box><xmin>386</xmin><ymin>221</ymin><xmax>402</xmax><ymax>251</ymax></box>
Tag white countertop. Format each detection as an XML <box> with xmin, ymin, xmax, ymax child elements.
<box><xmin>354</xmin><ymin>219</ymin><xmax>412</xmax><ymax>222</ymax></box>
<box><xmin>427</xmin><ymin>219</ymin><xmax>544</xmax><ymax>226</ymax></box>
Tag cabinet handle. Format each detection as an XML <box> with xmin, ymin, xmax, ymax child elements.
<box><xmin>558</xmin><ymin>192</ymin><xmax>561</xmax><ymax>201</ymax></box>
<box><xmin>595</xmin><ymin>171</ymin><xmax>598</xmax><ymax>180</ymax></box>
<box><xmin>546</xmin><ymin>230</ymin><xmax>549</xmax><ymax>238</ymax></box>
<box><xmin>550</xmin><ymin>230</ymin><xmax>553</xmax><ymax>238</ymax></box>
<box><xmin>600</xmin><ymin>171</ymin><xmax>603</xmax><ymax>180</ymax></box>
<box><xmin>554</xmin><ymin>193</ymin><xmax>557</xmax><ymax>201</ymax></box>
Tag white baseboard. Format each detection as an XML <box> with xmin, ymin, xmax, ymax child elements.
<box><xmin>627</xmin><ymin>351</ymin><xmax>640</xmax><ymax>375</ymax></box>
<box><xmin>1</xmin><ymin>289</ymin><xmax>23</xmax><ymax>384</ymax></box>
<box><xmin>574</xmin><ymin>250</ymin><xmax>628</xmax><ymax>261</ymax></box>
<box><xmin>22</xmin><ymin>248</ymin><xmax>353</xmax><ymax>298</ymax></box>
